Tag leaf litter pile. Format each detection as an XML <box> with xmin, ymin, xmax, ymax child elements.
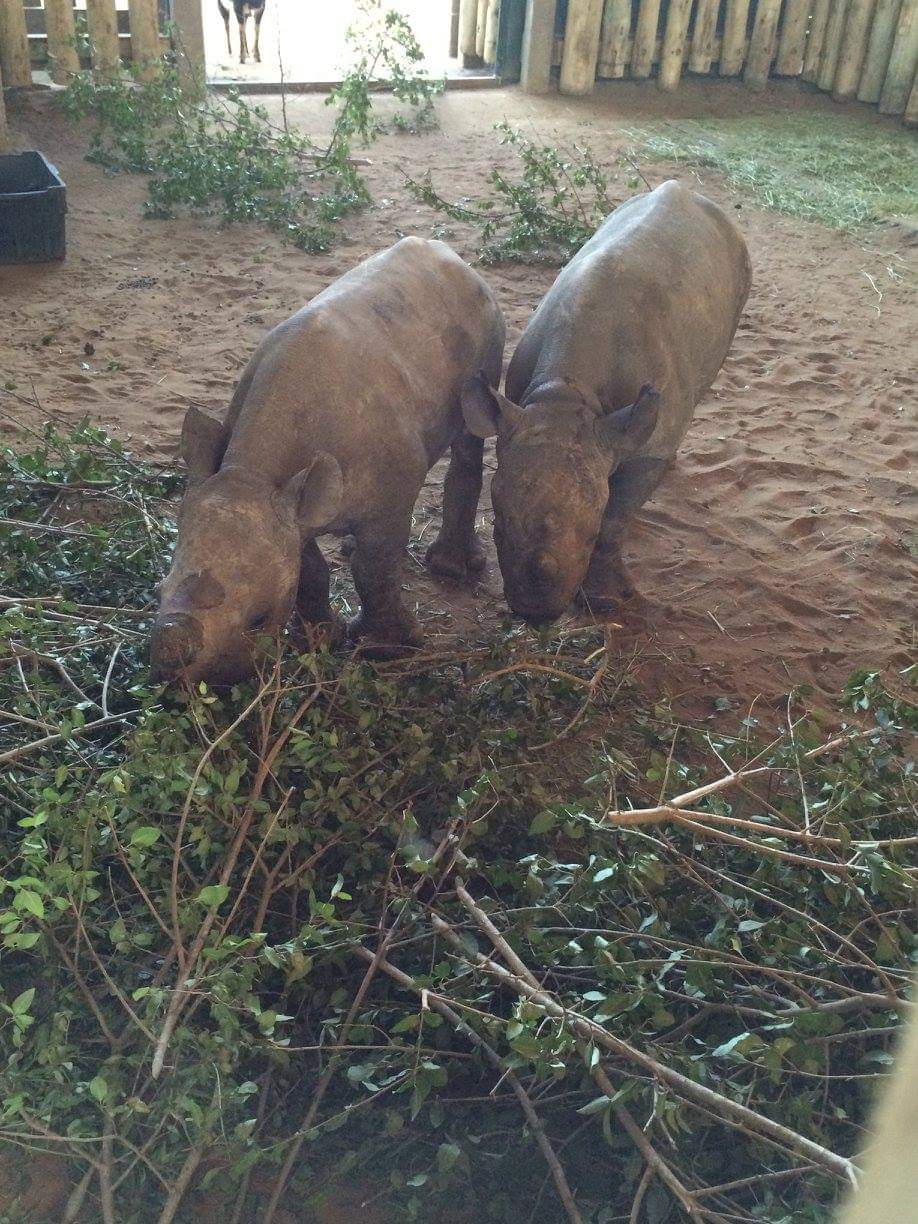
<box><xmin>0</xmin><ymin>419</ymin><xmax>915</xmax><ymax>1223</ymax></box>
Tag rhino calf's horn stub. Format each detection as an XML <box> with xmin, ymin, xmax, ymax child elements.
<box><xmin>149</xmin><ymin>612</ymin><xmax>205</xmax><ymax>682</ymax></box>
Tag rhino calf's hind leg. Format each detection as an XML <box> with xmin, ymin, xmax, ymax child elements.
<box><xmin>426</xmin><ymin>429</ymin><xmax>486</xmax><ymax>582</ymax></box>
<box><xmin>577</xmin><ymin>457</ymin><xmax>670</xmax><ymax>612</ymax></box>
<box><xmin>349</xmin><ymin>521</ymin><xmax>423</xmax><ymax>657</ymax></box>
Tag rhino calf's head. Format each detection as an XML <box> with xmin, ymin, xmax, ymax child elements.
<box><xmin>462</xmin><ymin>376</ymin><xmax>659</xmax><ymax>625</ymax></box>
<box><xmin>150</xmin><ymin>407</ymin><xmax>342</xmax><ymax>687</ymax></box>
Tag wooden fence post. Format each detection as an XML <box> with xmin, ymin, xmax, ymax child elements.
<box><xmin>520</xmin><ymin>0</ymin><xmax>555</xmax><ymax>93</ymax></box>
<box><xmin>476</xmin><ymin>0</ymin><xmax>490</xmax><ymax>58</ymax></box>
<box><xmin>802</xmin><ymin>0</ymin><xmax>831</xmax><ymax>81</ymax></box>
<box><xmin>171</xmin><ymin>0</ymin><xmax>206</xmax><ymax>90</ymax></box>
<box><xmin>0</xmin><ymin>0</ymin><xmax>33</xmax><ymax>88</ymax></box>
<box><xmin>744</xmin><ymin>0</ymin><xmax>782</xmax><ymax>89</ymax></box>
<box><xmin>720</xmin><ymin>0</ymin><xmax>752</xmax><ymax>77</ymax></box>
<box><xmin>859</xmin><ymin>0</ymin><xmax>903</xmax><ymax>99</ymax></box>
<box><xmin>560</xmin><ymin>0</ymin><xmax>604</xmax><ymax>94</ymax></box>
<box><xmin>630</xmin><ymin>0</ymin><xmax>661</xmax><ymax>77</ymax></box>
<box><xmin>0</xmin><ymin>63</ymin><xmax>9</xmax><ymax>151</ymax></box>
<box><xmin>599</xmin><ymin>0</ymin><xmax>631</xmax><ymax>78</ymax></box>
<box><xmin>450</xmin><ymin>0</ymin><xmax>461</xmax><ymax>58</ymax></box>
<box><xmin>484</xmin><ymin>0</ymin><xmax>501</xmax><ymax>64</ymax></box>
<box><xmin>459</xmin><ymin>0</ymin><xmax>480</xmax><ymax>63</ymax></box>
<box><xmin>834</xmin><ymin>0</ymin><xmax>878</xmax><ymax>98</ymax></box>
<box><xmin>658</xmin><ymin>0</ymin><xmax>692</xmax><ymax>90</ymax></box>
<box><xmin>689</xmin><ymin>0</ymin><xmax>719</xmax><ymax>74</ymax></box>
<box><xmin>44</xmin><ymin>0</ymin><xmax>81</xmax><ymax>84</ymax></box>
<box><xmin>129</xmin><ymin>0</ymin><xmax>161</xmax><ymax>77</ymax></box>
<box><xmin>85</xmin><ymin>0</ymin><xmax>121</xmax><ymax>75</ymax></box>
<box><xmin>775</xmin><ymin>0</ymin><xmax>811</xmax><ymax>76</ymax></box>
<box><xmin>818</xmin><ymin>1</ymin><xmax>850</xmax><ymax>90</ymax></box>
<box><xmin>905</xmin><ymin>59</ymin><xmax>918</xmax><ymax>118</ymax></box>
<box><xmin>879</xmin><ymin>0</ymin><xmax>918</xmax><ymax>112</ymax></box>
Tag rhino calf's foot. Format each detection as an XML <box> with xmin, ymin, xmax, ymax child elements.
<box><xmin>347</xmin><ymin>609</ymin><xmax>424</xmax><ymax>659</ymax></box>
<box><xmin>576</xmin><ymin>552</ymin><xmax>637</xmax><ymax>614</ymax></box>
<box><xmin>425</xmin><ymin>533</ymin><xmax>487</xmax><ymax>583</ymax></box>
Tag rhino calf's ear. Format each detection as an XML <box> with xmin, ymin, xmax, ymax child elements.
<box><xmin>181</xmin><ymin>406</ymin><xmax>230</xmax><ymax>486</ymax></box>
<box><xmin>282</xmin><ymin>453</ymin><xmax>344</xmax><ymax>537</ymax></box>
<box><xmin>460</xmin><ymin>372</ymin><xmax>524</xmax><ymax>440</ymax></box>
<box><xmin>596</xmin><ymin>384</ymin><xmax>660</xmax><ymax>459</ymax></box>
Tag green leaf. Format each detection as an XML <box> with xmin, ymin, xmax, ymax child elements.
<box><xmin>197</xmin><ymin>884</ymin><xmax>230</xmax><ymax>908</ymax></box>
<box><xmin>13</xmin><ymin>890</ymin><xmax>44</xmax><ymax>919</ymax></box>
<box><xmin>436</xmin><ymin>1142</ymin><xmax>461</xmax><ymax>1173</ymax></box>
<box><xmin>528</xmin><ymin>810</ymin><xmax>556</xmax><ymax>835</ymax></box>
<box><xmin>89</xmin><ymin>1076</ymin><xmax>108</xmax><ymax>1102</ymax></box>
<box><xmin>130</xmin><ymin>826</ymin><xmax>162</xmax><ymax>848</ymax></box>
<box><xmin>11</xmin><ymin>988</ymin><xmax>35</xmax><ymax>1015</ymax></box>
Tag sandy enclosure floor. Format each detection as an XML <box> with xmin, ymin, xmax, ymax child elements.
<box><xmin>1</xmin><ymin>80</ymin><xmax>916</xmax><ymax>717</ymax></box>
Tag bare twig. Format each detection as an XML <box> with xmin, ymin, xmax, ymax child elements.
<box><xmin>606</xmin><ymin>730</ymin><xmax>878</xmax><ymax>825</ymax></box>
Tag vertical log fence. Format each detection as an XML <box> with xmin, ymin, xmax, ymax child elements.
<box><xmin>515</xmin><ymin>0</ymin><xmax>918</xmax><ymax>125</ymax></box>
<box><xmin>0</xmin><ymin>0</ymin><xmax>202</xmax><ymax>91</ymax></box>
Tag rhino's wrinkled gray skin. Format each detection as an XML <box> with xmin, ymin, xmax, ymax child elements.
<box><xmin>151</xmin><ymin>237</ymin><xmax>505</xmax><ymax>684</ymax></box>
<box><xmin>462</xmin><ymin>180</ymin><xmax>751</xmax><ymax>625</ymax></box>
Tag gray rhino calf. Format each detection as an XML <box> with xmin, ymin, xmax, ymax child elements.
<box><xmin>151</xmin><ymin>237</ymin><xmax>505</xmax><ymax>684</ymax></box>
<box><xmin>461</xmin><ymin>180</ymin><xmax>751</xmax><ymax>624</ymax></box>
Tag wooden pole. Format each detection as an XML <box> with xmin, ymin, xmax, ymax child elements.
<box><xmin>520</xmin><ymin>0</ymin><xmax>555</xmax><ymax>93</ymax></box>
<box><xmin>449</xmin><ymin>0</ymin><xmax>461</xmax><ymax>58</ymax></box>
<box><xmin>0</xmin><ymin>63</ymin><xmax>9</xmax><ymax>151</ymax></box>
<box><xmin>0</xmin><ymin>0</ymin><xmax>33</xmax><ymax>88</ymax></box>
<box><xmin>658</xmin><ymin>0</ymin><xmax>692</xmax><ymax>90</ymax></box>
<box><xmin>559</xmin><ymin>0</ymin><xmax>604</xmax><ymax>94</ymax></box>
<box><xmin>128</xmin><ymin>0</ymin><xmax>161</xmax><ymax>78</ymax></box>
<box><xmin>879</xmin><ymin>0</ymin><xmax>918</xmax><ymax>112</ymax></box>
<box><xmin>598</xmin><ymin>0</ymin><xmax>631</xmax><ymax>77</ymax></box>
<box><xmin>483</xmin><ymin>0</ymin><xmax>501</xmax><ymax>64</ymax></box>
<box><xmin>630</xmin><ymin>0</ymin><xmax>661</xmax><ymax>77</ymax></box>
<box><xmin>818</xmin><ymin>0</ymin><xmax>850</xmax><ymax>89</ymax></box>
<box><xmin>859</xmin><ymin>0</ymin><xmax>903</xmax><ymax>99</ymax></box>
<box><xmin>720</xmin><ymin>0</ymin><xmax>752</xmax><ymax>77</ymax></box>
<box><xmin>802</xmin><ymin>0</ymin><xmax>831</xmax><ymax>81</ymax></box>
<box><xmin>834</xmin><ymin>0</ymin><xmax>878</xmax><ymax>97</ymax></box>
<box><xmin>904</xmin><ymin>56</ymin><xmax>918</xmax><ymax>118</ymax></box>
<box><xmin>459</xmin><ymin>0</ymin><xmax>479</xmax><ymax>60</ymax></box>
<box><xmin>689</xmin><ymin>0</ymin><xmax>719</xmax><ymax>74</ymax></box>
<box><xmin>775</xmin><ymin>0</ymin><xmax>811</xmax><ymax>76</ymax></box>
<box><xmin>171</xmin><ymin>0</ymin><xmax>205</xmax><ymax>91</ymax></box>
<box><xmin>85</xmin><ymin>0</ymin><xmax>121</xmax><ymax>75</ymax></box>
<box><xmin>44</xmin><ymin>0</ymin><xmax>81</xmax><ymax>84</ymax></box>
<box><xmin>744</xmin><ymin>0</ymin><xmax>782</xmax><ymax>88</ymax></box>
<box><xmin>476</xmin><ymin>0</ymin><xmax>490</xmax><ymax>58</ymax></box>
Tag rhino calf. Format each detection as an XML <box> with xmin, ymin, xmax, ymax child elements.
<box><xmin>151</xmin><ymin>237</ymin><xmax>505</xmax><ymax>684</ymax></box>
<box><xmin>461</xmin><ymin>180</ymin><xmax>751</xmax><ymax>625</ymax></box>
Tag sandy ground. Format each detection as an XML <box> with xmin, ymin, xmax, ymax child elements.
<box><xmin>1</xmin><ymin>79</ymin><xmax>916</xmax><ymax>720</ymax></box>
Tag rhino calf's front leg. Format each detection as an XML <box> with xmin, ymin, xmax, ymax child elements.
<box><xmin>294</xmin><ymin>539</ymin><xmax>344</xmax><ymax>643</ymax></box>
<box><xmin>426</xmin><ymin>429</ymin><xmax>487</xmax><ymax>582</ymax></box>
<box><xmin>349</xmin><ymin>521</ymin><xmax>423</xmax><ymax>657</ymax></box>
<box><xmin>578</xmin><ymin>457</ymin><xmax>669</xmax><ymax>612</ymax></box>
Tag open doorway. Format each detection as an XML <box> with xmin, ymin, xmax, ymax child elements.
<box><xmin>203</xmin><ymin>0</ymin><xmax>486</xmax><ymax>87</ymax></box>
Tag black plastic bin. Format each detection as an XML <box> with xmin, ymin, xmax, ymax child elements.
<box><xmin>0</xmin><ymin>151</ymin><xmax>67</xmax><ymax>264</ymax></box>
